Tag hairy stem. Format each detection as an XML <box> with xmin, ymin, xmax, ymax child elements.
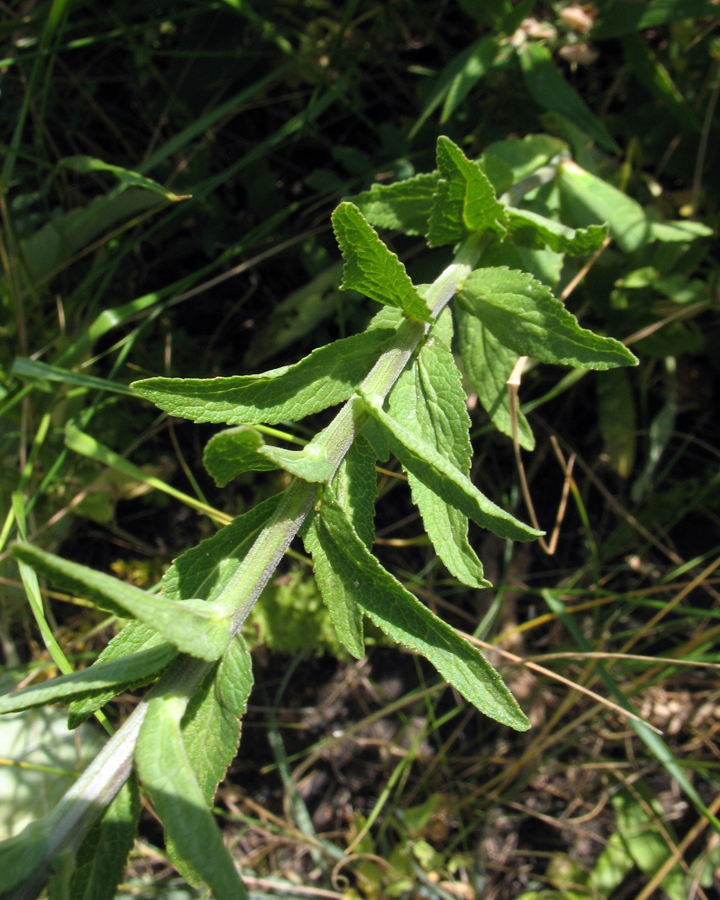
<box><xmin>8</xmin><ymin>230</ymin><xmax>489</xmax><ymax>896</ymax></box>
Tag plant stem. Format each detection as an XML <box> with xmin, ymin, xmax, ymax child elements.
<box><xmin>8</xmin><ymin>230</ymin><xmax>489</xmax><ymax>896</ymax></box>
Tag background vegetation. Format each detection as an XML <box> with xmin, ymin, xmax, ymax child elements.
<box><xmin>1</xmin><ymin>1</ymin><xmax>719</xmax><ymax>898</ymax></box>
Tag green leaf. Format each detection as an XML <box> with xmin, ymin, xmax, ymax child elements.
<box><xmin>441</xmin><ymin>36</ymin><xmax>500</xmax><ymax>123</ymax></box>
<box><xmin>0</xmin><ymin>644</ymin><xmax>177</xmax><ymax>715</ymax></box>
<box><xmin>331</xmin><ymin>202</ymin><xmax>433</xmax><ymax>322</ymax></box>
<box><xmin>162</xmin><ymin>493</ymin><xmax>285</xmax><ymax>604</ymax></box>
<box><xmin>597</xmin><ymin>369</ymin><xmax>636</xmax><ymax>478</ymax></box>
<box><xmin>68</xmin><ymin>621</ymin><xmax>170</xmax><ymax>728</ymax></box>
<box><xmin>350</xmin><ymin>173</ymin><xmax>440</xmax><ymax>236</ymax></box>
<box><xmin>69</xmin><ymin>773</ymin><xmax>141</xmax><ymax>900</ymax></box>
<box><xmin>60</xmin><ymin>156</ymin><xmax>190</xmax><ymax>202</ymax></box>
<box><xmin>204</xmin><ymin>426</ymin><xmax>279</xmax><ymax>487</ymax></box>
<box><xmin>555</xmin><ymin>159</ymin><xmax>712</xmax><ymax>253</ymax></box>
<box><xmin>592</xmin><ymin>0</ymin><xmax>720</xmax><ymax>39</ymax></box>
<box><xmin>316</xmin><ymin>490</ymin><xmax>530</xmax><ymax>730</ymax></box>
<box><xmin>484</xmin><ymin>134</ymin><xmax>568</xmax><ymax>182</ymax></box>
<box><xmin>11</xmin><ymin>358</ymin><xmax>135</xmax><ymax>397</ymax></box>
<box><xmin>611</xmin><ymin>788</ymin><xmax>685</xmax><ymax>900</ymax></box>
<box><xmin>427</xmin><ymin>137</ymin><xmax>508</xmax><ymax>247</ymax></box>
<box><xmin>258</xmin><ymin>443</ymin><xmax>335</xmax><ymax>482</ymax></box>
<box><xmin>301</xmin><ymin>437</ymin><xmax>377</xmax><ymax>658</ymax></box>
<box><xmin>0</xmin><ymin>819</ymin><xmax>52</xmax><ymax>894</ymax></box>
<box><xmin>506</xmin><ymin>207</ymin><xmax>608</xmax><ymax>255</ymax></box>
<box><xmin>518</xmin><ymin>43</ymin><xmax>619</xmax><ymax>153</ymax></box>
<box><xmin>131</xmin><ymin>322</ymin><xmax>397</xmax><ymax>425</ymax></box>
<box><xmin>457</xmin><ymin>267</ymin><xmax>638</xmax><ymax>370</ymax></box>
<box><xmin>10</xmin><ymin>543</ymin><xmax>233</xmax><ymax>662</ymax></box>
<box><xmin>476</xmin><ymin>153</ymin><xmax>514</xmax><ymax>197</ymax></box>
<box><xmin>456</xmin><ymin>305</ymin><xmax>535</xmax><ymax>451</ymax></box>
<box><xmin>167</xmin><ymin>637</ymin><xmax>254</xmax><ymax>887</ymax></box>
<box><xmin>360</xmin><ymin>393</ymin><xmax>541</xmax><ymax>542</ymax></box>
<box><xmin>136</xmin><ymin>672</ymin><xmax>249</xmax><ymax>900</ymax></box>
<box><xmin>387</xmin><ymin>311</ymin><xmax>490</xmax><ymax>588</ymax></box>
<box><xmin>622</xmin><ymin>33</ymin><xmax>700</xmax><ymax>132</ymax></box>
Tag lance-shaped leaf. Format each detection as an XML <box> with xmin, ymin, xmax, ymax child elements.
<box><xmin>68</xmin><ymin>621</ymin><xmax>170</xmax><ymax>728</ymax></box>
<box><xmin>506</xmin><ymin>207</ymin><xmax>608</xmax><ymax>255</ymax></box>
<box><xmin>167</xmin><ymin>637</ymin><xmax>254</xmax><ymax>886</ymax></box>
<box><xmin>162</xmin><ymin>493</ymin><xmax>284</xmax><ymax>604</ymax></box>
<box><xmin>360</xmin><ymin>393</ymin><xmax>541</xmax><ymax>542</ymax></box>
<box><xmin>331</xmin><ymin>201</ymin><xmax>433</xmax><ymax>322</ymax></box>
<box><xmin>316</xmin><ymin>491</ymin><xmax>529</xmax><ymax>731</ymax></box>
<box><xmin>136</xmin><ymin>674</ymin><xmax>248</xmax><ymax>900</ymax></box>
<box><xmin>0</xmin><ymin>643</ymin><xmax>177</xmax><ymax>715</ymax></box>
<box><xmin>301</xmin><ymin>437</ymin><xmax>376</xmax><ymax>658</ymax></box>
<box><xmin>131</xmin><ymin>323</ymin><xmax>397</xmax><ymax>426</ymax></box>
<box><xmin>0</xmin><ymin>819</ymin><xmax>53</xmax><ymax>894</ymax></box>
<box><xmin>457</xmin><ymin>267</ymin><xmax>638</xmax><ymax>370</ymax></box>
<box><xmin>69</xmin><ymin>773</ymin><xmax>141</xmax><ymax>900</ymax></box>
<box><xmin>484</xmin><ymin>133</ymin><xmax>568</xmax><ymax>182</ymax></box>
<box><xmin>456</xmin><ymin>304</ymin><xmax>535</xmax><ymax>451</ymax></box>
<box><xmin>519</xmin><ymin>43</ymin><xmax>619</xmax><ymax>153</ymax></box>
<box><xmin>556</xmin><ymin>159</ymin><xmax>711</xmax><ymax>252</ymax></box>
<box><xmin>427</xmin><ymin>136</ymin><xmax>508</xmax><ymax>247</ymax></box>
<box><xmin>388</xmin><ymin>311</ymin><xmax>489</xmax><ymax>588</ymax></box>
<box><xmin>350</xmin><ymin>172</ymin><xmax>440</xmax><ymax>236</ymax></box>
<box><xmin>204</xmin><ymin>426</ymin><xmax>278</xmax><ymax>487</ymax></box>
<box><xmin>11</xmin><ymin>543</ymin><xmax>233</xmax><ymax>661</ymax></box>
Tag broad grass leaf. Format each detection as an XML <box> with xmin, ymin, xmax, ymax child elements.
<box><xmin>332</xmin><ymin>202</ymin><xmax>433</xmax><ymax>322</ymax></box>
<box><xmin>506</xmin><ymin>207</ymin><xmax>608</xmax><ymax>255</ymax></box>
<box><xmin>68</xmin><ymin>622</ymin><xmax>171</xmax><ymax>728</ymax></box>
<box><xmin>457</xmin><ymin>267</ymin><xmax>638</xmax><ymax>369</ymax></box>
<box><xmin>441</xmin><ymin>36</ymin><xmax>499</xmax><ymax>123</ymax></box>
<box><xmin>455</xmin><ymin>305</ymin><xmax>535</xmax><ymax>451</ymax></box>
<box><xmin>136</xmin><ymin>680</ymin><xmax>248</xmax><ymax>900</ymax></box>
<box><xmin>69</xmin><ymin>773</ymin><xmax>141</xmax><ymax>900</ymax></box>
<box><xmin>518</xmin><ymin>43</ymin><xmax>619</xmax><ymax>153</ymax></box>
<box><xmin>350</xmin><ymin>173</ymin><xmax>440</xmax><ymax>236</ymax></box>
<box><xmin>167</xmin><ymin>637</ymin><xmax>254</xmax><ymax>886</ymax></box>
<box><xmin>597</xmin><ymin>369</ymin><xmax>636</xmax><ymax>478</ymax></box>
<box><xmin>0</xmin><ymin>643</ymin><xmax>177</xmax><ymax>715</ymax></box>
<box><xmin>162</xmin><ymin>493</ymin><xmax>285</xmax><ymax>604</ymax></box>
<box><xmin>317</xmin><ymin>491</ymin><xmax>530</xmax><ymax>730</ymax></box>
<box><xmin>11</xmin><ymin>544</ymin><xmax>233</xmax><ymax>661</ymax></box>
<box><xmin>483</xmin><ymin>134</ymin><xmax>568</xmax><ymax>182</ymax></box>
<box><xmin>204</xmin><ymin>426</ymin><xmax>278</xmax><ymax>487</ymax></box>
<box><xmin>592</xmin><ymin>0</ymin><xmax>720</xmax><ymax>39</ymax></box>
<box><xmin>387</xmin><ymin>310</ymin><xmax>490</xmax><ymax>588</ymax></box>
<box><xmin>360</xmin><ymin>393</ymin><xmax>541</xmax><ymax>541</ymax></box>
<box><xmin>132</xmin><ymin>324</ymin><xmax>397</xmax><ymax>425</ymax></box>
<box><xmin>428</xmin><ymin>137</ymin><xmax>508</xmax><ymax>247</ymax></box>
<box><xmin>556</xmin><ymin>160</ymin><xmax>710</xmax><ymax>252</ymax></box>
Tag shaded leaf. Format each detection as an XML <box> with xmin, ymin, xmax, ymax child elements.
<box><xmin>484</xmin><ymin>133</ymin><xmax>568</xmax><ymax>182</ymax></box>
<box><xmin>204</xmin><ymin>426</ymin><xmax>278</xmax><ymax>487</ymax></box>
<box><xmin>350</xmin><ymin>173</ymin><xmax>440</xmax><ymax>236</ymax></box>
<box><xmin>441</xmin><ymin>36</ymin><xmax>500</xmax><ymax>123</ymax></box>
<box><xmin>592</xmin><ymin>0</ymin><xmax>720</xmax><ymax>39</ymax></box>
<box><xmin>506</xmin><ymin>207</ymin><xmax>608</xmax><ymax>255</ymax></box>
<box><xmin>597</xmin><ymin>368</ymin><xmax>636</xmax><ymax>478</ymax></box>
<box><xmin>518</xmin><ymin>43</ymin><xmax>619</xmax><ymax>153</ymax></box>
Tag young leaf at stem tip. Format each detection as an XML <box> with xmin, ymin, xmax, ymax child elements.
<box><xmin>331</xmin><ymin>201</ymin><xmax>433</xmax><ymax>323</ymax></box>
